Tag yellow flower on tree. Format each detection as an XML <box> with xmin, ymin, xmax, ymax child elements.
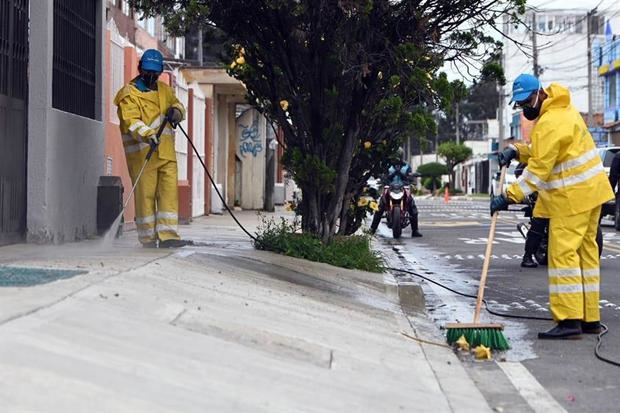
<box><xmin>369</xmin><ymin>201</ymin><xmax>379</xmax><ymax>211</ymax></box>
<box><xmin>280</xmin><ymin>100</ymin><xmax>290</xmax><ymax>111</ymax></box>
<box><xmin>357</xmin><ymin>197</ymin><xmax>369</xmax><ymax>207</ymax></box>
<box><xmin>235</xmin><ymin>56</ymin><xmax>246</xmax><ymax>65</ymax></box>
<box><xmin>230</xmin><ymin>61</ymin><xmax>237</xmax><ymax>69</ymax></box>
<box><xmin>363</xmin><ymin>141</ymin><xmax>372</xmax><ymax>150</ymax></box>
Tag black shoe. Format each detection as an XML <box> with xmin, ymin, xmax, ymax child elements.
<box><xmin>521</xmin><ymin>254</ymin><xmax>538</xmax><ymax>268</ymax></box>
<box><xmin>159</xmin><ymin>239</ymin><xmax>194</xmax><ymax>248</ymax></box>
<box><xmin>538</xmin><ymin>320</ymin><xmax>582</xmax><ymax>340</ymax></box>
<box><xmin>581</xmin><ymin>321</ymin><xmax>602</xmax><ymax>334</ymax></box>
<box><xmin>142</xmin><ymin>241</ymin><xmax>158</xmax><ymax>248</ymax></box>
<box><xmin>411</xmin><ymin>231</ymin><xmax>423</xmax><ymax>238</ymax></box>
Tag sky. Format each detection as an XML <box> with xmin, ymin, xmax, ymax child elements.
<box><xmin>442</xmin><ymin>0</ymin><xmax>620</xmax><ymax>83</ymax></box>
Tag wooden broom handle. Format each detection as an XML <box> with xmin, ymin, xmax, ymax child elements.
<box><xmin>473</xmin><ymin>165</ymin><xmax>507</xmax><ymax>323</ymax></box>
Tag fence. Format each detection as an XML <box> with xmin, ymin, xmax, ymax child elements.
<box><xmin>191</xmin><ymin>84</ymin><xmax>206</xmax><ymax>217</ymax></box>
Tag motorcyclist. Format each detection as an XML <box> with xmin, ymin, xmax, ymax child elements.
<box><xmin>514</xmin><ymin>163</ymin><xmax>548</xmax><ymax>268</ymax></box>
<box><xmin>369</xmin><ymin>148</ymin><xmax>422</xmax><ymax>237</ymax></box>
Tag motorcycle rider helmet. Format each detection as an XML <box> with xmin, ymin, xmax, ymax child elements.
<box><xmin>392</xmin><ymin>147</ymin><xmax>405</xmax><ymax>164</ymax></box>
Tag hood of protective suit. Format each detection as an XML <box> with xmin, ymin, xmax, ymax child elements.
<box><xmin>540</xmin><ymin>83</ymin><xmax>571</xmax><ymax>117</ymax></box>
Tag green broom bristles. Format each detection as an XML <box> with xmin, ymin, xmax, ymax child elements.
<box><xmin>446</xmin><ymin>327</ymin><xmax>510</xmax><ymax>351</ymax></box>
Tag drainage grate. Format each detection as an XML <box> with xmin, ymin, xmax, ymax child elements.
<box><xmin>0</xmin><ymin>266</ymin><xmax>87</xmax><ymax>287</ymax></box>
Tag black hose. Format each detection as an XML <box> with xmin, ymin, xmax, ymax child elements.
<box><xmin>177</xmin><ymin>123</ymin><xmax>257</xmax><ymax>242</ymax></box>
<box><xmin>386</xmin><ymin>267</ymin><xmax>553</xmax><ymax>321</ymax></box>
<box><xmin>387</xmin><ymin>266</ymin><xmax>619</xmax><ymax>367</ymax></box>
<box><xmin>595</xmin><ymin>323</ymin><xmax>620</xmax><ymax>367</ymax></box>
<box><xmin>166</xmin><ymin>131</ymin><xmax>620</xmax><ymax>367</ymax></box>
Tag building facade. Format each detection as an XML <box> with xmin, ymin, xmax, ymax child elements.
<box><xmin>501</xmin><ymin>9</ymin><xmax>608</xmax><ymax>143</ymax></box>
<box><xmin>597</xmin><ymin>19</ymin><xmax>620</xmax><ymax>146</ymax></box>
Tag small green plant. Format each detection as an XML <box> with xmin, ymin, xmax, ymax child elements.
<box><xmin>254</xmin><ymin>216</ymin><xmax>384</xmax><ymax>273</ymax></box>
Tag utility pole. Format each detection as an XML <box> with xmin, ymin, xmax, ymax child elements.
<box><xmin>587</xmin><ymin>9</ymin><xmax>594</xmax><ymax>127</ymax></box>
<box><xmin>531</xmin><ymin>12</ymin><xmax>540</xmax><ymax>77</ymax></box>
<box><xmin>197</xmin><ymin>28</ymin><xmax>203</xmax><ymax>66</ymax></box>
<box><xmin>455</xmin><ymin>103</ymin><xmax>460</xmax><ymax>144</ymax></box>
<box><xmin>264</xmin><ymin>126</ymin><xmax>276</xmax><ymax>212</ymax></box>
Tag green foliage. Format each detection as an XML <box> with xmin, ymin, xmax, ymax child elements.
<box><xmin>130</xmin><ymin>0</ymin><xmax>525</xmax><ymax>240</ymax></box>
<box><xmin>438</xmin><ymin>142</ymin><xmax>472</xmax><ymax>170</ymax></box>
<box><xmin>282</xmin><ymin>149</ymin><xmax>337</xmax><ymax>192</ymax></box>
<box><xmin>254</xmin><ymin>216</ymin><xmax>384</xmax><ymax>273</ymax></box>
<box><xmin>422</xmin><ymin>176</ymin><xmax>441</xmax><ymax>191</ymax></box>
<box><xmin>416</xmin><ymin>162</ymin><xmax>449</xmax><ymax>178</ymax></box>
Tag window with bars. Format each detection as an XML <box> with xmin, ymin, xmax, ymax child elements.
<box><xmin>52</xmin><ymin>0</ymin><xmax>97</xmax><ymax>119</ymax></box>
<box><xmin>0</xmin><ymin>0</ymin><xmax>28</xmax><ymax>100</ymax></box>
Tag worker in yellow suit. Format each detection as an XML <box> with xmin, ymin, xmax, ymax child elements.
<box><xmin>114</xmin><ymin>49</ymin><xmax>191</xmax><ymax>248</ymax></box>
<box><xmin>492</xmin><ymin>74</ymin><xmax>614</xmax><ymax>339</ymax></box>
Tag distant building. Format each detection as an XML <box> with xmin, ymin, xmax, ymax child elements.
<box><xmin>501</xmin><ymin>9</ymin><xmax>610</xmax><ymax>143</ymax></box>
<box><xmin>596</xmin><ymin>18</ymin><xmax>620</xmax><ymax>146</ymax></box>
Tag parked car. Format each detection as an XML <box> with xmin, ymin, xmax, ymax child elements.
<box><xmin>598</xmin><ymin>146</ymin><xmax>620</xmax><ymax>230</ymax></box>
<box><xmin>491</xmin><ymin>160</ymin><xmax>518</xmax><ymax>195</ymax></box>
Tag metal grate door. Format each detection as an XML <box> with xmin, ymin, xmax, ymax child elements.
<box><xmin>0</xmin><ymin>0</ymin><xmax>28</xmax><ymax>245</ymax></box>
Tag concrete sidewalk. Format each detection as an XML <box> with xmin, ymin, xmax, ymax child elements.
<box><xmin>0</xmin><ymin>211</ymin><xmax>492</xmax><ymax>412</ymax></box>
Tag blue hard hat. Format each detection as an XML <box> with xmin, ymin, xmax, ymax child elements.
<box><xmin>511</xmin><ymin>74</ymin><xmax>541</xmax><ymax>103</ymax></box>
<box><xmin>140</xmin><ymin>49</ymin><xmax>164</xmax><ymax>72</ymax></box>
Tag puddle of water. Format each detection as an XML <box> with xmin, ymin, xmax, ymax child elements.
<box><xmin>383</xmin><ymin>240</ymin><xmax>538</xmax><ymax>361</ymax></box>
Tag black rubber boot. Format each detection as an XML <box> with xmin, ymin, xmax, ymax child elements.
<box><xmin>581</xmin><ymin>321</ymin><xmax>602</xmax><ymax>334</ymax></box>
<box><xmin>538</xmin><ymin>319</ymin><xmax>582</xmax><ymax>339</ymax></box>
<box><xmin>409</xmin><ymin>202</ymin><xmax>422</xmax><ymax>237</ymax></box>
<box><xmin>369</xmin><ymin>212</ymin><xmax>382</xmax><ymax>235</ymax></box>
<box><xmin>369</xmin><ymin>199</ymin><xmax>385</xmax><ymax>235</ymax></box>
<box><xmin>159</xmin><ymin>239</ymin><xmax>194</xmax><ymax>248</ymax></box>
<box><xmin>521</xmin><ymin>254</ymin><xmax>538</xmax><ymax>268</ymax></box>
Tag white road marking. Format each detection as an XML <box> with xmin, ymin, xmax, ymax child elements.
<box><xmin>497</xmin><ymin>362</ymin><xmax>568</xmax><ymax>413</ymax></box>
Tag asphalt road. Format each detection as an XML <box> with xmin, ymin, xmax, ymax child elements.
<box><xmin>376</xmin><ymin>197</ymin><xmax>620</xmax><ymax>413</ymax></box>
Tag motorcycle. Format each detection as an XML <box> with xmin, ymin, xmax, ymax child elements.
<box><xmin>383</xmin><ymin>182</ymin><xmax>411</xmax><ymax>239</ymax></box>
<box><xmin>516</xmin><ymin>194</ymin><xmax>603</xmax><ymax>266</ymax></box>
<box><xmin>512</xmin><ymin>163</ymin><xmax>603</xmax><ymax>265</ymax></box>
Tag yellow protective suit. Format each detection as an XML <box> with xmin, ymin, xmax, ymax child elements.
<box><xmin>506</xmin><ymin>83</ymin><xmax>614</xmax><ymax>322</ymax></box>
<box><xmin>113</xmin><ymin>80</ymin><xmax>185</xmax><ymax>244</ymax></box>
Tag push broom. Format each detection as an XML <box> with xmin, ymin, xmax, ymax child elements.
<box><xmin>445</xmin><ymin>165</ymin><xmax>510</xmax><ymax>351</ymax></box>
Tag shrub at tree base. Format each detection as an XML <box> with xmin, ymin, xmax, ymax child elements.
<box><xmin>254</xmin><ymin>217</ymin><xmax>384</xmax><ymax>273</ymax></box>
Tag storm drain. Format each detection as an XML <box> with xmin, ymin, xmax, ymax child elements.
<box><xmin>0</xmin><ymin>266</ymin><xmax>87</xmax><ymax>287</ymax></box>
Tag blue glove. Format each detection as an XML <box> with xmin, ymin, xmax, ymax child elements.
<box><xmin>490</xmin><ymin>194</ymin><xmax>510</xmax><ymax>216</ymax></box>
<box><xmin>498</xmin><ymin>145</ymin><xmax>518</xmax><ymax>167</ymax></box>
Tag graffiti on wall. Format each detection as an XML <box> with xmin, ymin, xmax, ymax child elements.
<box><xmin>239</xmin><ymin>117</ymin><xmax>263</xmax><ymax>157</ymax></box>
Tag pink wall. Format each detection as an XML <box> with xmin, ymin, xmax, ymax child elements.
<box><xmin>104</xmin><ymin>34</ymin><xmax>141</xmax><ymax>228</ymax></box>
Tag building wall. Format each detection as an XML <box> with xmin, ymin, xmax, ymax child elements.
<box><xmin>236</xmin><ymin>108</ymin><xmax>266</xmax><ymax>209</ymax></box>
<box><xmin>104</xmin><ymin>24</ymin><xmax>136</xmax><ymax>227</ymax></box>
<box><xmin>28</xmin><ymin>0</ymin><xmax>105</xmax><ymax>243</ymax></box>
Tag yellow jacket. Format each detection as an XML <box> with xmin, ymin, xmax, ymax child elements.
<box><xmin>507</xmin><ymin>83</ymin><xmax>614</xmax><ymax>218</ymax></box>
<box><xmin>113</xmin><ymin>80</ymin><xmax>185</xmax><ymax>163</ymax></box>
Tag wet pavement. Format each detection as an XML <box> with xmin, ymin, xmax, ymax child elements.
<box><xmin>373</xmin><ymin>198</ymin><xmax>620</xmax><ymax>413</ymax></box>
<box><xmin>0</xmin><ymin>210</ymin><xmax>494</xmax><ymax>412</ymax></box>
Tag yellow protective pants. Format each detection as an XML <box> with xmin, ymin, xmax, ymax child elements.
<box><xmin>127</xmin><ymin>151</ymin><xmax>180</xmax><ymax>244</ymax></box>
<box><xmin>548</xmin><ymin>205</ymin><xmax>601</xmax><ymax>322</ymax></box>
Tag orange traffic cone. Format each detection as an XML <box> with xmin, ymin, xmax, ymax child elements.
<box><xmin>444</xmin><ymin>186</ymin><xmax>450</xmax><ymax>203</ymax></box>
